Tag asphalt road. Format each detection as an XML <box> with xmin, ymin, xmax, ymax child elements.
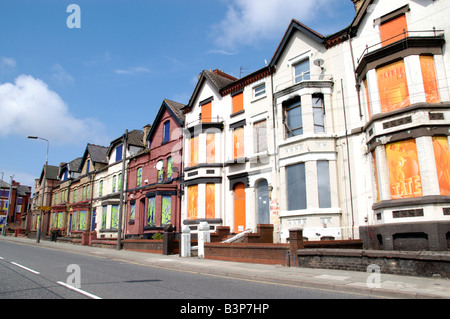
<box><xmin>0</xmin><ymin>240</ymin><xmax>378</xmax><ymax>302</ymax></box>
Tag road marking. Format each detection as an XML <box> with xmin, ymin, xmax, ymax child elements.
<box><xmin>56</xmin><ymin>281</ymin><xmax>102</xmax><ymax>299</ymax></box>
<box><xmin>10</xmin><ymin>262</ymin><xmax>40</xmax><ymax>274</ymax></box>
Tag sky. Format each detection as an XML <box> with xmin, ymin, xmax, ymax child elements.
<box><xmin>0</xmin><ymin>0</ymin><xmax>356</xmax><ymax>191</ymax></box>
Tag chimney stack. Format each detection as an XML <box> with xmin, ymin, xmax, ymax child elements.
<box><xmin>352</xmin><ymin>0</ymin><xmax>364</xmax><ymax>12</ymax></box>
<box><xmin>143</xmin><ymin>124</ymin><xmax>151</xmax><ymax>146</ymax></box>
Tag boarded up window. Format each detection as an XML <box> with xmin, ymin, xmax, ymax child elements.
<box><xmin>377</xmin><ymin>60</ymin><xmax>410</xmax><ymax>113</ymax></box>
<box><xmin>432</xmin><ymin>136</ymin><xmax>450</xmax><ymax>195</ymax></box>
<box><xmin>205</xmin><ymin>184</ymin><xmax>215</xmax><ymax>219</ymax></box>
<box><xmin>253</xmin><ymin>120</ymin><xmax>267</xmax><ymax>153</ymax></box>
<box><xmin>363</xmin><ymin>79</ymin><xmax>371</xmax><ymax>119</ymax></box>
<box><xmin>190</xmin><ymin>136</ymin><xmax>199</xmax><ymax>167</ymax></box>
<box><xmin>110</xmin><ymin>206</ymin><xmax>118</xmax><ymax>229</ymax></box>
<box><xmin>317</xmin><ymin>161</ymin><xmax>331</xmax><ymax>208</ymax></box>
<box><xmin>147</xmin><ymin>197</ymin><xmax>155</xmax><ymax>227</ymax></box>
<box><xmin>234</xmin><ymin>183</ymin><xmax>246</xmax><ymax>232</ymax></box>
<box><xmin>206</xmin><ymin>133</ymin><xmax>215</xmax><ymax>163</ymax></box>
<box><xmin>286</xmin><ymin>163</ymin><xmax>306</xmax><ymax>210</ymax></box>
<box><xmin>386</xmin><ymin>140</ymin><xmax>422</xmax><ymax>199</ymax></box>
<box><xmin>313</xmin><ymin>94</ymin><xmax>325</xmax><ymax>133</ymax></box>
<box><xmin>188</xmin><ymin>185</ymin><xmax>198</xmax><ymax>220</ymax></box>
<box><xmin>233</xmin><ymin>127</ymin><xmax>244</xmax><ymax>159</ymax></box>
<box><xmin>420</xmin><ymin>55</ymin><xmax>440</xmax><ymax>103</ymax></box>
<box><xmin>232</xmin><ymin>92</ymin><xmax>244</xmax><ymax>114</ymax></box>
<box><xmin>201</xmin><ymin>102</ymin><xmax>212</xmax><ymax>123</ymax></box>
<box><xmin>161</xmin><ymin>196</ymin><xmax>171</xmax><ymax>225</ymax></box>
<box><xmin>380</xmin><ymin>14</ymin><xmax>408</xmax><ymax>46</ymax></box>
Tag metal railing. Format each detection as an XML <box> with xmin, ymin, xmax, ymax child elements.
<box><xmin>357</xmin><ymin>28</ymin><xmax>445</xmax><ymax>64</ymax></box>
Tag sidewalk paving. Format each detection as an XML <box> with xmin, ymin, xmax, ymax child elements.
<box><xmin>1</xmin><ymin>235</ymin><xmax>449</xmax><ymax>299</ymax></box>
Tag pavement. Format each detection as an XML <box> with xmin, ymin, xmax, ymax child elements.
<box><xmin>1</xmin><ymin>235</ymin><xmax>449</xmax><ymax>299</ymax></box>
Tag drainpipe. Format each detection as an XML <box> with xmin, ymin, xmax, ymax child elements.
<box><xmin>341</xmin><ymin>79</ymin><xmax>355</xmax><ymax>239</ymax></box>
<box><xmin>348</xmin><ymin>29</ymin><xmax>363</xmax><ymax>119</ymax></box>
<box><xmin>117</xmin><ymin>129</ymin><xmax>128</xmax><ymax>250</ymax></box>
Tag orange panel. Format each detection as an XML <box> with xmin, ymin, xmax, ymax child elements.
<box><xmin>205</xmin><ymin>184</ymin><xmax>215</xmax><ymax>219</ymax></box>
<box><xmin>201</xmin><ymin>102</ymin><xmax>212</xmax><ymax>123</ymax></box>
<box><xmin>377</xmin><ymin>60</ymin><xmax>410</xmax><ymax>113</ymax></box>
<box><xmin>232</xmin><ymin>93</ymin><xmax>244</xmax><ymax>114</ymax></box>
<box><xmin>386</xmin><ymin>140</ymin><xmax>422</xmax><ymax>199</ymax></box>
<box><xmin>189</xmin><ymin>136</ymin><xmax>199</xmax><ymax>167</ymax></box>
<box><xmin>188</xmin><ymin>185</ymin><xmax>198</xmax><ymax>220</ymax></box>
<box><xmin>420</xmin><ymin>56</ymin><xmax>440</xmax><ymax>103</ymax></box>
<box><xmin>380</xmin><ymin>15</ymin><xmax>408</xmax><ymax>46</ymax></box>
<box><xmin>432</xmin><ymin>137</ymin><xmax>450</xmax><ymax>195</ymax></box>
<box><xmin>233</xmin><ymin>127</ymin><xmax>244</xmax><ymax>159</ymax></box>
<box><xmin>206</xmin><ymin>133</ymin><xmax>215</xmax><ymax>164</ymax></box>
<box><xmin>234</xmin><ymin>183</ymin><xmax>246</xmax><ymax>233</ymax></box>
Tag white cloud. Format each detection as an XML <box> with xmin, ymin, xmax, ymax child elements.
<box><xmin>51</xmin><ymin>64</ymin><xmax>74</xmax><ymax>84</ymax></box>
<box><xmin>0</xmin><ymin>75</ymin><xmax>108</xmax><ymax>145</ymax></box>
<box><xmin>212</xmin><ymin>0</ymin><xmax>339</xmax><ymax>49</ymax></box>
<box><xmin>0</xmin><ymin>57</ymin><xmax>16</xmax><ymax>72</ymax></box>
<box><xmin>114</xmin><ymin>66</ymin><xmax>150</xmax><ymax>75</ymax></box>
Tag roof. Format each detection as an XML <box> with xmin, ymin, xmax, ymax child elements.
<box><xmin>185</xmin><ymin>69</ymin><xmax>237</xmax><ymax>110</ymax></box>
<box><xmin>107</xmin><ymin>129</ymin><xmax>145</xmax><ymax>158</ymax></box>
<box><xmin>79</xmin><ymin>144</ymin><xmax>108</xmax><ymax>171</ymax></box>
<box><xmin>147</xmin><ymin>99</ymin><xmax>186</xmax><ymax>142</ymax></box>
<box><xmin>58</xmin><ymin>157</ymin><xmax>82</xmax><ymax>179</ymax></box>
<box><xmin>39</xmin><ymin>165</ymin><xmax>60</xmax><ymax>183</ymax></box>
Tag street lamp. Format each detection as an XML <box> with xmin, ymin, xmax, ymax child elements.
<box><xmin>28</xmin><ymin>136</ymin><xmax>49</xmax><ymax>243</ymax></box>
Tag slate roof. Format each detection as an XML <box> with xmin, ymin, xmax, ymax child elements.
<box><xmin>107</xmin><ymin>129</ymin><xmax>145</xmax><ymax>158</ymax></box>
<box><xmin>185</xmin><ymin>69</ymin><xmax>237</xmax><ymax>110</ymax></box>
<box><xmin>147</xmin><ymin>99</ymin><xmax>186</xmax><ymax>142</ymax></box>
<box><xmin>164</xmin><ymin>99</ymin><xmax>185</xmax><ymax>124</ymax></box>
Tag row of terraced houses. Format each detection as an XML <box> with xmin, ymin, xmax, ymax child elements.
<box><xmin>23</xmin><ymin>0</ymin><xmax>450</xmax><ymax>251</ymax></box>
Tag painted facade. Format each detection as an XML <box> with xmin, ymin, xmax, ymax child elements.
<box><xmin>126</xmin><ymin>99</ymin><xmax>185</xmax><ymax>238</ymax></box>
<box><xmin>92</xmin><ymin>130</ymin><xmax>145</xmax><ymax>239</ymax></box>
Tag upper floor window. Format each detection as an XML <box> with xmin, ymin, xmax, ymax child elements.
<box><xmin>253</xmin><ymin>120</ymin><xmax>267</xmax><ymax>153</ymax></box>
<box><xmin>163</xmin><ymin>121</ymin><xmax>170</xmax><ymax>143</ymax></box>
<box><xmin>283</xmin><ymin>96</ymin><xmax>302</xmax><ymax>138</ymax></box>
<box><xmin>312</xmin><ymin>94</ymin><xmax>325</xmax><ymax>133</ymax></box>
<box><xmin>377</xmin><ymin>59</ymin><xmax>410</xmax><ymax>113</ymax></box>
<box><xmin>232</xmin><ymin>91</ymin><xmax>244</xmax><ymax>114</ymax></box>
<box><xmin>86</xmin><ymin>160</ymin><xmax>90</xmax><ymax>174</ymax></box>
<box><xmin>201</xmin><ymin>101</ymin><xmax>212</xmax><ymax>123</ymax></box>
<box><xmin>380</xmin><ymin>14</ymin><xmax>408</xmax><ymax>47</ymax></box>
<box><xmin>115</xmin><ymin>145</ymin><xmax>123</xmax><ymax>162</ymax></box>
<box><xmin>136</xmin><ymin>167</ymin><xmax>143</xmax><ymax>187</ymax></box>
<box><xmin>167</xmin><ymin>157</ymin><xmax>173</xmax><ymax>180</ymax></box>
<box><xmin>253</xmin><ymin>83</ymin><xmax>266</xmax><ymax>99</ymax></box>
<box><xmin>233</xmin><ymin>127</ymin><xmax>245</xmax><ymax>159</ymax></box>
<box><xmin>294</xmin><ymin>59</ymin><xmax>310</xmax><ymax>83</ymax></box>
<box><xmin>99</xmin><ymin>180</ymin><xmax>103</xmax><ymax>197</ymax></box>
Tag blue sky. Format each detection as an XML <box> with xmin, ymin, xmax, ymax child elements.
<box><xmin>0</xmin><ymin>0</ymin><xmax>356</xmax><ymax>190</ymax></box>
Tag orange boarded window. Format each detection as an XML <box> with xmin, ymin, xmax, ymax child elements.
<box><xmin>232</xmin><ymin>92</ymin><xmax>244</xmax><ymax>114</ymax></box>
<box><xmin>432</xmin><ymin>137</ymin><xmax>450</xmax><ymax>196</ymax></box>
<box><xmin>187</xmin><ymin>185</ymin><xmax>198</xmax><ymax>220</ymax></box>
<box><xmin>206</xmin><ymin>133</ymin><xmax>215</xmax><ymax>163</ymax></box>
<box><xmin>386</xmin><ymin>139</ymin><xmax>422</xmax><ymax>199</ymax></box>
<box><xmin>201</xmin><ymin>102</ymin><xmax>212</xmax><ymax>123</ymax></box>
<box><xmin>420</xmin><ymin>55</ymin><xmax>440</xmax><ymax>103</ymax></box>
<box><xmin>234</xmin><ymin>183</ymin><xmax>246</xmax><ymax>233</ymax></box>
<box><xmin>380</xmin><ymin>14</ymin><xmax>408</xmax><ymax>47</ymax></box>
<box><xmin>205</xmin><ymin>183</ymin><xmax>215</xmax><ymax>219</ymax></box>
<box><xmin>189</xmin><ymin>136</ymin><xmax>199</xmax><ymax>167</ymax></box>
<box><xmin>233</xmin><ymin>127</ymin><xmax>244</xmax><ymax>159</ymax></box>
<box><xmin>377</xmin><ymin>60</ymin><xmax>410</xmax><ymax>113</ymax></box>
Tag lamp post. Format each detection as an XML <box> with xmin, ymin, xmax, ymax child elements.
<box><xmin>28</xmin><ymin>136</ymin><xmax>49</xmax><ymax>243</ymax></box>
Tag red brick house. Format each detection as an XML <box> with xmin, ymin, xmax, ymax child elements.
<box><xmin>126</xmin><ymin>99</ymin><xmax>185</xmax><ymax>238</ymax></box>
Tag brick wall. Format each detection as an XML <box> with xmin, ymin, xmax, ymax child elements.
<box><xmin>297</xmin><ymin>249</ymin><xmax>450</xmax><ymax>278</ymax></box>
<box><xmin>204</xmin><ymin>242</ymin><xmax>289</xmax><ymax>265</ymax></box>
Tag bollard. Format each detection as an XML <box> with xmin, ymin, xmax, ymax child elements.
<box><xmin>181</xmin><ymin>225</ymin><xmax>191</xmax><ymax>258</ymax></box>
<box><xmin>197</xmin><ymin>222</ymin><xmax>210</xmax><ymax>259</ymax></box>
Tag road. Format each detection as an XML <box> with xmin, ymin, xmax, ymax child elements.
<box><xmin>0</xmin><ymin>240</ymin><xmax>378</xmax><ymax>302</ymax></box>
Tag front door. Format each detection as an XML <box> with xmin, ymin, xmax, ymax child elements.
<box><xmin>257</xmin><ymin>180</ymin><xmax>270</xmax><ymax>224</ymax></box>
<box><xmin>234</xmin><ymin>183</ymin><xmax>246</xmax><ymax>233</ymax></box>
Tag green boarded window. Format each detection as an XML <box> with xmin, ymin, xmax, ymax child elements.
<box><xmin>71</xmin><ymin>212</ymin><xmax>77</xmax><ymax>231</ymax></box>
<box><xmin>99</xmin><ymin>180</ymin><xmax>103</xmax><ymax>197</ymax></box>
<box><xmin>112</xmin><ymin>175</ymin><xmax>117</xmax><ymax>193</ymax></box>
<box><xmin>111</xmin><ymin>205</ymin><xmax>119</xmax><ymax>229</ymax></box>
<box><xmin>57</xmin><ymin>212</ymin><xmax>64</xmax><ymax>229</ymax></box>
<box><xmin>79</xmin><ymin>211</ymin><xmax>86</xmax><ymax>230</ymax></box>
<box><xmin>129</xmin><ymin>203</ymin><xmax>135</xmax><ymax>223</ymax></box>
<box><xmin>167</xmin><ymin>157</ymin><xmax>173</xmax><ymax>180</ymax></box>
<box><xmin>102</xmin><ymin>206</ymin><xmax>107</xmax><ymax>229</ymax></box>
<box><xmin>161</xmin><ymin>196</ymin><xmax>171</xmax><ymax>225</ymax></box>
<box><xmin>147</xmin><ymin>197</ymin><xmax>155</xmax><ymax>227</ymax></box>
<box><xmin>137</xmin><ymin>168</ymin><xmax>143</xmax><ymax>187</ymax></box>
